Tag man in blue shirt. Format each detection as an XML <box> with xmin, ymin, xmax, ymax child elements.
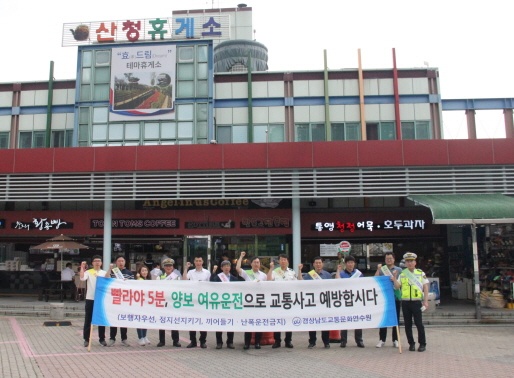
<box><xmin>299</xmin><ymin>256</ymin><xmax>332</xmax><ymax>348</ymax></box>
<box><xmin>336</xmin><ymin>255</ymin><xmax>365</xmax><ymax>348</ymax></box>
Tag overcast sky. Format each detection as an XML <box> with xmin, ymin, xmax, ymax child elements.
<box><xmin>0</xmin><ymin>0</ymin><xmax>511</xmax><ymax>138</ymax></box>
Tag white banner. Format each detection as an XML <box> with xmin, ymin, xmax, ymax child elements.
<box><xmin>92</xmin><ymin>276</ymin><xmax>398</xmax><ymax>332</ymax></box>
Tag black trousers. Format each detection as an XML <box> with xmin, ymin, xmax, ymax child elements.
<box><xmin>159</xmin><ymin>330</ymin><xmax>180</xmax><ymax>343</ymax></box>
<box><xmin>216</xmin><ymin>332</ymin><xmax>234</xmax><ymax>344</ymax></box>
<box><xmin>308</xmin><ymin>330</ymin><xmax>329</xmax><ymax>345</ymax></box>
<box><xmin>244</xmin><ymin>332</ymin><xmax>262</xmax><ymax>345</ymax></box>
<box><xmin>341</xmin><ymin>329</ymin><xmax>363</xmax><ymax>344</ymax></box>
<box><xmin>273</xmin><ymin>332</ymin><xmax>292</xmax><ymax>344</ymax></box>
<box><xmin>109</xmin><ymin>327</ymin><xmax>127</xmax><ymax>341</ymax></box>
<box><xmin>402</xmin><ymin>300</ymin><xmax>426</xmax><ymax>346</ymax></box>
<box><xmin>189</xmin><ymin>331</ymin><xmax>207</xmax><ymax>343</ymax></box>
<box><xmin>83</xmin><ymin>299</ymin><xmax>105</xmax><ymax>342</ymax></box>
<box><xmin>379</xmin><ymin>300</ymin><xmax>401</xmax><ymax>342</ymax></box>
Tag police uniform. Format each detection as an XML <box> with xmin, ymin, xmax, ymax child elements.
<box><xmin>398</xmin><ymin>252</ymin><xmax>429</xmax><ymax>352</ymax></box>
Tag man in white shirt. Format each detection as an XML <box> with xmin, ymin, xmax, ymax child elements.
<box><xmin>267</xmin><ymin>254</ymin><xmax>301</xmax><ymax>349</ymax></box>
<box><xmin>80</xmin><ymin>255</ymin><xmax>107</xmax><ymax>347</ymax></box>
<box><xmin>236</xmin><ymin>251</ymin><xmax>267</xmax><ymax>350</ymax></box>
<box><xmin>157</xmin><ymin>258</ymin><xmax>181</xmax><ymax>347</ymax></box>
<box><xmin>61</xmin><ymin>262</ymin><xmax>76</xmax><ymax>299</ymax></box>
<box><xmin>183</xmin><ymin>255</ymin><xmax>210</xmax><ymax>348</ymax></box>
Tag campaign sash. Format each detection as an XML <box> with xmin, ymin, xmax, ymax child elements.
<box><xmin>308</xmin><ymin>270</ymin><xmax>322</xmax><ymax>280</ymax></box>
<box><xmin>217</xmin><ymin>272</ymin><xmax>229</xmax><ymax>282</ymax></box>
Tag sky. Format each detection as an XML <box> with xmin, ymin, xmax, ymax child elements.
<box><xmin>0</xmin><ymin>0</ymin><xmax>512</xmax><ymax>138</ymax></box>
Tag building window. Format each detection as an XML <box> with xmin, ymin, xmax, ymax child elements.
<box><xmin>0</xmin><ymin>132</ymin><xmax>9</xmax><ymax>149</ymax></box>
<box><xmin>218</xmin><ymin>125</ymin><xmax>248</xmax><ymax>144</ymax></box>
<box><xmin>331</xmin><ymin>122</ymin><xmax>361</xmax><ymax>141</ymax></box>
<box><xmin>402</xmin><ymin>121</ymin><xmax>431</xmax><ymax>140</ymax></box>
<box><xmin>253</xmin><ymin>124</ymin><xmax>285</xmax><ymax>143</ymax></box>
<box><xmin>295</xmin><ymin>123</ymin><xmax>325</xmax><ymax>142</ymax></box>
<box><xmin>177</xmin><ymin>45</ymin><xmax>209</xmax><ymax>99</ymax></box>
<box><xmin>366</xmin><ymin>122</ymin><xmax>396</xmax><ymax>140</ymax></box>
<box><xmin>51</xmin><ymin>130</ymin><xmax>73</xmax><ymax>147</ymax></box>
<box><xmin>18</xmin><ymin>131</ymin><xmax>46</xmax><ymax>148</ymax></box>
<box><xmin>80</xmin><ymin>49</ymin><xmax>111</xmax><ymax>102</ymax></box>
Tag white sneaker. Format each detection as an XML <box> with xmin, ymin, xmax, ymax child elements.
<box><xmin>138</xmin><ymin>338</ymin><xmax>146</xmax><ymax>346</ymax></box>
<box><xmin>393</xmin><ymin>341</ymin><xmax>399</xmax><ymax>348</ymax></box>
<box><xmin>107</xmin><ymin>339</ymin><xmax>115</xmax><ymax>347</ymax></box>
<box><xmin>376</xmin><ymin>340</ymin><xmax>385</xmax><ymax>348</ymax></box>
<box><xmin>144</xmin><ymin>337</ymin><xmax>151</xmax><ymax>345</ymax></box>
<box><xmin>121</xmin><ymin>339</ymin><xmax>130</xmax><ymax>347</ymax></box>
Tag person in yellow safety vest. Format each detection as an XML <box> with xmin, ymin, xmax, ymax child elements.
<box><xmin>393</xmin><ymin>252</ymin><xmax>429</xmax><ymax>352</ymax></box>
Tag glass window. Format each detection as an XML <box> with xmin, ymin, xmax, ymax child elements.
<box><xmin>66</xmin><ymin>129</ymin><xmax>73</xmax><ymax>147</ymax></box>
<box><xmin>33</xmin><ymin>131</ymin><xmax>46</xmax><ymax>148</ymax></box>
<box><xmin>197</xmin><ymin>63</ymin><xmax>208</xmax><ymax>79</ymax></box>
<box><xmin>92</xmin><ymin>124</ymin><xmax>107</xmax><ymax>141</ymax></box>
<box><xmin>78</xmin><ymin>125</ymin><xmax>89</xmax><ymax>141</ymax></box>
<box><xmin>311</xmin><ymin>123</ymin><xmax>325</xmax><ymax>141</ymax></box>
<box><xmin>196</xmin><ymin>103</ymin><xmax>208</xmax><ymax>121</ymax></box>
<box><xmin>79</xmin><ymin>107</ymin><xmax>90</xmax><ymax>124</ymax></box>
<box><xmin>232</xmin><ymin>125</ymin><xmax>247</xmax><ymax>143</ymax></box>
<box><xmin>0</xmin><ymin>132</ymin><xmax>9</xmax><ymax>148</ymax></box>
<box><xmin>95</xmin><ymin>50</ymin><xmax>110</xmax><ymax>66</ymax></box>
<box><xmin>94</xmin><ymin>67</ymin><xmax>110</xmax><ymax>83</ymax></box>
<box><xmin>93</xmin><ymin>84</ymin><xmax>109</xmax><ymax>101</ymax></box>
<box><xmin>145</xmin><ymin>123</ymin><xmax>160</xmax><ymax>139</ymax></box>
<box><xmin>179</xmin><ymin>46</ymin><xmax>194</xmax><ymax>62</ymax></box>
<box><xmin>402</xmin><ymin>122</ymin><xmax>415</xmax><ymax>140</ymax></box>
<box><xmin>80</xmin><ymin>85</ymin><xmax>91</xmax><ymax>101</ymax></box>
<box><xmin>93</xmin><ymin>107</ymin><xmax>108</xmax><ymax>123</ymax></box>
<box><xmin>108</xmin><ymin>124</ymin><xmax>123</xmax><ymax>140</ymax></box>
<box><xmin>196</xmin><ymin>80</ymin><xmax>208</xmax><ymax>97</ymax></box>
<box><xmin>346</xmin><ymin>123</ymin><xmax>360</xmax><ymax>140</ymax></box>
<box><xmin>125</xmin><ymin>123</ymin><xmax>140</xmax><ymax>139</ymax></box>
<box><xmin>82</xmin><ymin>51</ymin><xmax>92</xmax><ymax>67</ymax></box>
<box><xmin>19</xmin><ymin>132</ymin><xmax>32</xmax><ymax>148</ymax></box>
<box><xmin>177</xmin><ymin>104</ymin><xmax>194</xmax><ymax>120</ymax></box>
<box><xmin>253</xmin><ymin>125</ymin><xmax>267</xmax><ymax>143</ymax></box>
<box><xmin>218</xmin><ymin>126</ymin><xmax>231</xmax><ymax>143</ymax></box>
<box><xmin>380</xmin><ymin>122</ymin><xmax>396</xmax><ymax>140</ymax></box>
<box><xmin>197</xmin><ymin>45</ymin><xmax>208</xmax><ymax>62</ymax></box>
<box><xmin>161</xmin><ymin>122</ymin><xmax>176</xmax><ymax>139</ymax></box>
<box><xmin>196</xmin><ymin>121</ymin><xmax>207</xmax><ymax>139</ymax></box>
<box><xmin>177</xmin><ymin>122</ymin><xmax>193</xmax><ymax>139</ymax></box>
<box><xmin>178</xmin><ymin>64</ymin><xmax>194</xmax><ymax>80</ymax></box>
<box><xmin>295</xmin><ymin>124</ymin><xmax>309</xmax><ymax>141</ymax></box>
<box><xmin>416</xmin><ymin>121</ymin><xmax>431</xmax><ymax>139</ymax></box>
<box><xmin>82</xmin><ymin>68</ymin><xmax>91</xmax><ymax>84</ymax></box>
<box><xmin>51</xmin><ymin>130</ymin><xmax>65</xmax><ymax>147</ymax></box>
<box><xmin>177</xmin><ymin>81</ymin><xmax>194</xmax><ymax>97</ymax></box>
<box><xmin>268</xmin><ymin>124</ymin><xmax>284</xmax><ymax>142</ymax></box>
<box><xmin>331</xmin><ymin>123</ymin><xmax>345</xmax><ymax>141</ymax></box>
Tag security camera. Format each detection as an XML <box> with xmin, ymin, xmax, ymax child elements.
<box><xmin>210</xmin><ymin>140</ymin><xmax>217</xmax><ymax>144</ymax></box>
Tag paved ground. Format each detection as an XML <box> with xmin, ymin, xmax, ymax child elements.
<box><xmin>1</xmin><ymin>314</ymin><xmax>514</xmax><ymax>378</ymax></box>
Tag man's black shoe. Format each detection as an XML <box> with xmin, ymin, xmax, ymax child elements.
<box><xmin>200</xmin><ymin>343</ymin><xmax>207</xmax><ymax>349</ymax></box>
<box><xmin>308</xmin><ymin>343</ymin><xmax>315</xmax><ymax>349</ymax></box>
<box><xmin>418</xmin><ymin>344</ymin><xmax>426</xmax><ymax>352</ymax></box>
<box><xmin>272</xmin><ymin>342</ymin><xmax>281</xmax><ymax>349</ymax></box>
<box><xmin>157</xmin><ymin>342</ymin><xmax>165</xmax><ymax>347</ymax></box>
<box><xmin>340</xmin><ymin>342</ymin><xmax>346</xmax><ymax>348</ymax></box>
<box><xmin>243</xmin><ymin>344</ymin><xmax>250</xmax><ymax>350</ymax></box>
<box><xmin>186</xmin><ymin>342</ymin><xmax>197</xmax><ymax>348</ymax></box>
<box><xmin>324</xmin><ymin>343</ymin><xmax>330</xmax><ymax>349</ymax></box>
<box><xmin>216</xmin><ymin>343</ymin><xmax>222</xmax><ymax>349</ymax></box>
<box><xmin>226</xmin><ymin>343</ymin><xmax>235</xmax><ymax>349</ymax></box>
<box><xmin>357</xmin><ymin>341</ymin><xmax>365</xmax><ymax>348</ymax></box>
<box><xmin>255</xmin><ymin>343</ymin><xmax>261</xmax><ymax>349</ymax></box>
<box><xmin>285</xmin><ymin>342</ymin><xmax>294</xmax><ymax>348</ymax></box>
<box><xmin>173</xmin><ymin>342</ymin><xmax>181</xmax><ymax>347</ymax></box>
<box><xmin>409</xmin><ymin>344</ymin><xmax>416</xmax><ymax>351</ymax></box>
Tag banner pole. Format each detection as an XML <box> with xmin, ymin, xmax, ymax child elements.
<box><xmin>88</xmin><ymin>324</ymin><xmax>94</xmax><ymax>352</ymax></box>
<box><xmin>396</xmin><ymin>325</ymin><xmax>402</xmax><ymax>354</ymax></box>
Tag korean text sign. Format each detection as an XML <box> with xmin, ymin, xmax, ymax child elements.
<box><xmin>92</xmin><ymin>276</ymin><xmax>398</xmax><ymax>332</ymax></box>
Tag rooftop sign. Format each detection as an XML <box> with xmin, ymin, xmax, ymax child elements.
<box><xmin>63</xmin><ymin>14</ymin><xmax>230</xmax><ymax>46</ymax></box>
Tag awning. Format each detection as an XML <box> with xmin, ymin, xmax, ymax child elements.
<box><xmin>408</xmin><ymin>194</ymin><xmax>514</xmax><ymax>225</ymax></box>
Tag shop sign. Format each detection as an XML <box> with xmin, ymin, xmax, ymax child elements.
<box><xmin>312</xmin><ymin>219</ymin><xmax>426</xmax><ymax>233</ymax></box>
<box><xmin>90</xmin><ymin>219</ymin><xmax>179</xmax><ymax>229</ymax></box>
<box><xmin>63</xmin><ymin>14</ymin><xmax>230</xmax><ymax>46</ymax></box>
<box><xmin>338</xmin><ymin>241</ymin><xmax>351</xmax><ymax>253</ymax></box>
<box><xmin>185</xmin><ymin>220</ymin><xmax>234</xmax><ymax>229</ymax></box>
<box><xmin>12</xmin><ymin>218</ymin><xmax>72</xmax><ymax>231</ymax></box>
<box><xmin>320</xmin><ymin>244</ymin><xmax>339</xmax><ymax>256</ymax></box>
<box><xmin>137</xmin><ymin>198</ymin><xmax>291</xmax><ymax>210</ymax></box>
<box><xmin>240</xmin><ymin>217</ymin><xmax>291</xmax><ymax>228</ymax></box>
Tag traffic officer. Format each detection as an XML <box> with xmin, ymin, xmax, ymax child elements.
<box><xmin>393</xmin><ymin>252</ymin><xmax>429</xmax><ymax>352</ymax></box>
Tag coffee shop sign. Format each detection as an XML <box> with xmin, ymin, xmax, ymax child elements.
<box><xmin>12</xmin><ymin>218</ymin><xmax>71</xmax><ymax>231</ymax></box>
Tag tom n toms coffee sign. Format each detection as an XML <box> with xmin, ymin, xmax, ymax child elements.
<box><xmin>91</xmin><ymin>219</ymin><xmax>179</xmax><ymax>229</ymax></box>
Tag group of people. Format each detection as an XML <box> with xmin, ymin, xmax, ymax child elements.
<box><xmin>80</xmin><ymin>251</ymin><xmax>429</xmax><ymax>353</ymax></box>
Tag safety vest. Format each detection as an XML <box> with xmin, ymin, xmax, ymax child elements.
<box><xmin>399</xmin><ymin>268</ymin><xmax>425</xmax><ymax>300</ymax></box>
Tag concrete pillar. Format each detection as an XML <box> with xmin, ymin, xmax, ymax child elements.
<box><xmin>504</xmin><ymin>108</ymin><xmax>513</xmax><ymax>139</ymax></box>
<box><xmin>465</xmin><ymin>110</ymin><xmax>477</xmax><ymax>139</ymax></box>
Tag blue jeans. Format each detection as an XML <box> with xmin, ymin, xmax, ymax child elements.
<box><xmin>137</xmin><ymin>329</ymin><xmax>147</xmax><ymax>339</ymax></box>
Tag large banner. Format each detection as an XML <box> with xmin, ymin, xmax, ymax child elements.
<box><xmin>109</xmin><ymin>45</ymin><xmax>176</xmax><ymax>122</ymax></box>
<box><xmin>92</xmin><ymin>276</ymin><xmax>397</xmax><ymax>332</ymax></box>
